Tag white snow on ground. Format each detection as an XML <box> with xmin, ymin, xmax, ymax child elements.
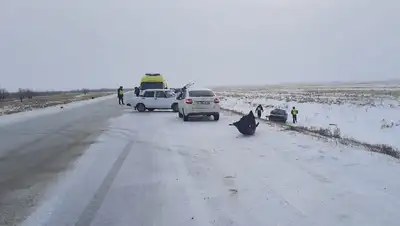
<box><xmin>0</xmin><ymin>93</ymin><xmax>122</xmax><ymax>127</ymax></box>
<box><xmin>218</xmin><ymin>92</ymin><xmax>400</xmax><ymax>150</ymax></box>
<box><xmin>22</xmin><ymin>111</ymin><xmax>400</xmax><ymax>226</ymax></box>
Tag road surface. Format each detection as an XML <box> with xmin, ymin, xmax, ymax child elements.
<box><xmin>0</xmin><ymin>94</ymin><xmax>124</xmax><ymax>225</ymax></box>
<box><xmin>2</xmin><ymin>93</ymin><xmax>400</xmax><ymax>226</ymax></box>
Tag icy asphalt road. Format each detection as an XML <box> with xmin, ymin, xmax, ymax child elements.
<box><xmin>3</xmin><ymin>94</ymin><xmax>400</xmax><ymax>226</ymax></box>
<box><xmin>0</xmin><ymin>94</ymin><xmax>124</xmax><ymax>225</ymax></box>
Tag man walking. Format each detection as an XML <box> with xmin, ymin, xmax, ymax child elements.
<box><xmin>255</xmin><ymin>104</ymin><xmax>264</xmax><ymax>118</ymax></box>
<box><xmin>117</xmin><ymin>86</ymin><xmax>124</xmax><ymax>105</ymax></box>
<box><xmin>291</xmin><ymin>106</ymin><xmax>298</xmax><ymax>123</ymax></box>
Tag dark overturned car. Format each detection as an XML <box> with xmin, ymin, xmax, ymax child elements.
<box><xmin>230</xmin><ymin>111</ymin><xmax>259</xmax><ymax>135</ymax></box>
<box><xmin>267</xmin><ymin>108</ymin><xmax>288</xmax><ymax>123</ymax></box>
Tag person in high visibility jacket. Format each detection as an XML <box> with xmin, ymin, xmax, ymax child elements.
<box><xmin>291</xmin><ymin>106</ymin><xmax>298</xmax><ymax>123</ymax></box>
<box><xmin>117</xmin><ymin>86</ymin><xmax>124</xmax><ymax>105</ymax></box>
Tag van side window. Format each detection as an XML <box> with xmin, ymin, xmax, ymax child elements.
<box><xmin>143</xmin><ymin>91</ymin><xmax>155</xmax><ymax>98</ymax></box>
<box><xmin>156</xmin><ymin>91</ymin><xmax>167</xmax><ymax>98</ymax></box>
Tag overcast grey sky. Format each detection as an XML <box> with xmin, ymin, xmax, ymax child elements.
<box><xmin>1</xmin><ymin>0</ymin><xmax>399</xmax><ymax>91</ymax></box>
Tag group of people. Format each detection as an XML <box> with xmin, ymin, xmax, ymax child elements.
<box><xmin>255</xmin><ymin>104</ymin><xmax>299</xmax><ymax>123</ymax></box>
<box><xmin>116</xmin><ymin>86</ymin><xmax>141</xmax><ymax>106</ymax></box>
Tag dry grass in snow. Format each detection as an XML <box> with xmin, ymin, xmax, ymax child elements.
<box><xmin>0</xmin><ymin>92</ymin><xmax>112</xmax><ymax>116</ymax></box>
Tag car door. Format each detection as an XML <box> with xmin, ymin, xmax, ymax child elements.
<box><xmin>142</xmin><ymin>90</ymin><xmax>155</xmax><ymax>108</ymax></box>
<box><xmin>164</xmin><ymin>90</ymin><xmax>177</xmax><ymax>107</ymax></box>
<box><xmin>155</xmin><ymin>90</ymin><xmax>168</xmax><ymax>108</ymax></box>
<box><xmin>178</xmin><ymin>90</ymin><xmax>187</xmax><ymax>113</ymax></box>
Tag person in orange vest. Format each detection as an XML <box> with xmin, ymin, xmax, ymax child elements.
<box><xmin>291</xmin><ymin>106</ymin><xmax>298</xmax><ymax>123</ymax></box>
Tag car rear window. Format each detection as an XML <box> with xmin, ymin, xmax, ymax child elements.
<box><xmin>189</xmin><ymin>90</ymin><xmax>214</xmax><ymax>97</ymax></box>
<box><xmin>271</xmin><ymin>109</ymin><xmax>287</xmax><ymax>115</ymax></box>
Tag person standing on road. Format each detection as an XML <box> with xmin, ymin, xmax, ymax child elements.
<box><xmin>255</xmin><ymin>104</ymin><xmax>264</xmax><ymax>118</ymax></box>
<box><xmin>117</xmin><ymin>86</ymin><xmax>124</xmax><ymax>105</ymax></box>
<box><xmin>134</xmin><ymin>86</ymin><xmax>140</xmax><ymax>97</ymax></box>
<box><xmin>291</xmin><ymin>106</ymin><xmax>298</xmax><ymax>123</ymax></box>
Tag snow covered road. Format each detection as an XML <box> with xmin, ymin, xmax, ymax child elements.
<box><xmin>16</xmin><ymin>106</ymin><xmax>400</xmax><ymax>225</ymax></box>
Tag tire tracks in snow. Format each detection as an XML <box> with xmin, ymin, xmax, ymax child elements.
<box><xmin>74</xmin><ymin>141</ymin><xmax>134</xmax><ymax>226</ymax></box>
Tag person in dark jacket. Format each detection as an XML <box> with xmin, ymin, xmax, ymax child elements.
<box><xmin>291</xmin><ymin>106</ymin><xmax>298</xmax><ymax>123</ymax></box>
<box><xmin>255</xmin><ymin>104</ymin><xmax>264</xmax><ymax>118</ymax></box>
<box><xmin>134</xmin><ymin>86</ymin><xmax>140</xmax><ymax>97</ymax></box>
<box><xmin>117</xmin><ymin>86</ymin><xmax>124</xmax><ymax>105</ymax></box>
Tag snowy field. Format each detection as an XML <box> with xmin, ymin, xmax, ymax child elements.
<box><xmin>215</xmin><ymin>82</ymin><xmax>400</xmax><ymax>152</ymax></box>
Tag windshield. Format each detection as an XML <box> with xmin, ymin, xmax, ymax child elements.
<box><xmin>189</xmin><ymin>90</ymin><xmax>215</xmax><ymax>97</ymax></box>
<box><xmin>140</xmin><ymin>82</ymin><xmax>164</xmax><ymax>90</ymax></box>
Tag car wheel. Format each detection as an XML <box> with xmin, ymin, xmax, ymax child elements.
<box><xmin>147</xmin><ymin>108</ymin><xmax>154</xmax><ymax>112</ymax></box>
<box><xmin>136</xmin><ymin>104</ymin><xmax>146</xmax><ymax>112</ymax></box>
<box><xmin>171</xmin><ymin>103</ymin><xmax>179</xmax><ymax>112</ymax></box>
<box><xmin>213</xmin><ymin>113</ymin><xmax>220</xmax><ymax>121</ymax></box>
<box><xmin>178</xmin><ymin>112</ymin><xmax>183</xmax><ymax>118</ymax></box>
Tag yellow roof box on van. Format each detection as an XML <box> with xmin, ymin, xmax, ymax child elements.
<box><xmin>140</xmin><ymin>73</ymin><xmax>167</xmax><ymax>90</ymax></box>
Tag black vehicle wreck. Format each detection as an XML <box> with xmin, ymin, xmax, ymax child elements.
<box><xmin>268</xmin><ymin>108</ymin><xmax>288</xmax><ymax>123</ymax></box>
<box><xmin>230</xmin><ymin>110</ymin><xmax>259</xmax><ymax>135</ymax></box>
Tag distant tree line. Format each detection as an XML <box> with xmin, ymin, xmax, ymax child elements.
<box><xmin>0</xmin><ymin>87</ymin><xmax>132</xmax><ymax>102</ymax></box>
<box><xmin>0</xmin><ymin>88</ymin><xmax>9</xmax><ymax>100</ymax></box>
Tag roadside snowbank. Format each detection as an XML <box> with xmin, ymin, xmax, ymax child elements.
<box><xmin>219</xmin><ymin>95</ymin><xmax>400</xmax><ymax>150</ymax></box>
<box><xmin>0</xmin><ymin>93</ymin><xmax>122</xmax><ymax>127</ymax></box>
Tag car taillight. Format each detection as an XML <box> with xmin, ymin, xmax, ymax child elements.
<box><xmin>214</xmin><ymin>98</ymin><xmax>220</xmax><ymax>103</ymax></box>
<box><xmin>185</xmin><ymin>98</ymin><xmax>193</xmax><ymax>104</ymax></box>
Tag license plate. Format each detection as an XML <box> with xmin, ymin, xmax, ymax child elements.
<box><xmin>197</xmin><ymin>101</ymin><xmax>210</xmax><ymax>104</ymax></box>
